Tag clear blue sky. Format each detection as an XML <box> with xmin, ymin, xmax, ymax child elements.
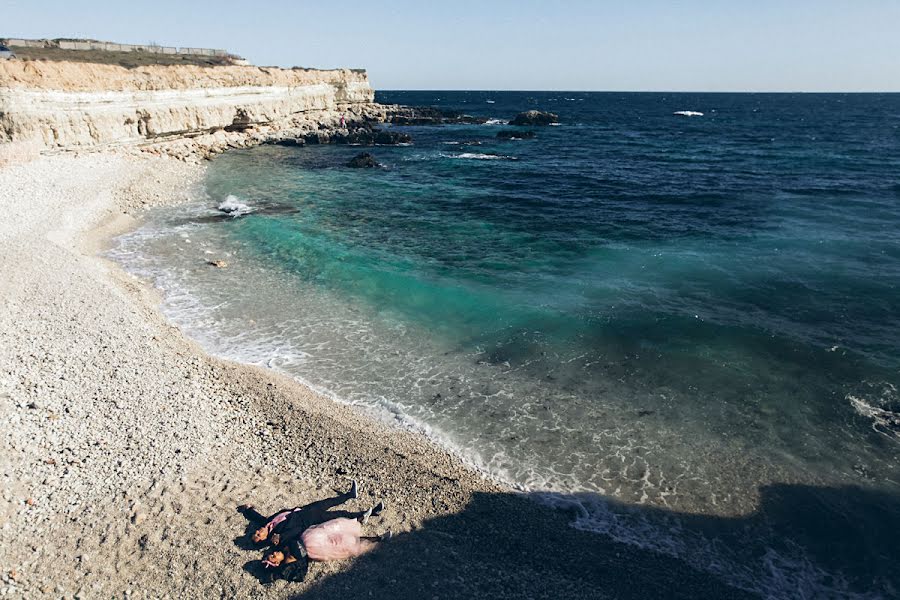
<box><xmin>4</xmin><ymin>0</ymin><xmax>900</xmax><ymax>91</ymax></box>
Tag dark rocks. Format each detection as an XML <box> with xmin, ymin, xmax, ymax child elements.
<box><xmin>224</xmin><ymin>108</ymin><xmax>254</xmax><ymax>132</ymax></box>
<box><xmin>497</xmin><ymin>130</ymin><xmax>536</xmax><ymax>140</ymax></box>
<box><xmin>272</xmin><ymin>137</ymin><xmax>306</xmax><ymax>147</ymax></box>
<box><xmin>263</xmin><ymin>117</ymin><xmax>416</xmax><ymax>148</ymax></box>
<box><xmin>304</xmin><ymin>126</ymin><xmax>411</xmax><ymax>146</ymax></box>
<box><xmin>389</xmin><ymin>106</ymin><xmax>489</xmax><ymax>125</ymax></box>
<box><xmin>374</xmin><ymin>130</ymin><xmax>411</xmax><ymax>145</ymax></box>
<box><xmin>303</xmin><ymin>132</ymin><xmax>328</xmax><ymax>145</ymax></box>
<box><xmin>347</xmin><ymin>152</ymin><xmax>379</xmax><ymax>168</ymax></box>
<box><xmin>509</xmin><ymin>110</ymin><xmax>559</xmax><ymax>126</ymax></box>
<box><xmin>330</xmin><ymin>127</ymin><xmax>373</xmax><ymax>145</ymax></box>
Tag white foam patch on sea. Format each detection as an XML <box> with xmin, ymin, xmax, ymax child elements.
<box><xmin>217</xmin><ymin>194</ymin><xmax>254</xmax><ymax>216</ymax></box>
<box><xmin>445</xmin><ymin>152</ymin><xmax>517</xmax><ymax>161</ymax></box>
<box><xmin>848</xmin><ymin>382</ymin><xmax>900</xmax><ymax>439</ymax></box>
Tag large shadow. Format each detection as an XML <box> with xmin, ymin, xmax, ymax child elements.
<box><xmin>263</xmin><ymin>482</ymin><xmax>900</xmax><ymax>600</ymax></box>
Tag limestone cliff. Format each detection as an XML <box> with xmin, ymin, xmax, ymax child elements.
<box><xmin>0</xmin><ymin>60</ymin><xmax>387</xmax><ymax>161</ymax></box>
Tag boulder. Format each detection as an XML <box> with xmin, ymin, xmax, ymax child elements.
<box><xmin>374</xmin><ymin>130</ymin><xmax>412</xmax><ymax>145</ymax></box>
<box><xmin>497</xmin><ymin>130</ymin><xmax>536</xmax><ymax>140</ymax></box>
<box><xmin>347</xmin><ymin>152</ymin><xmax>379</xmax><ymax>168</ymax></box>
<box><xmin>509</xmin><ymin>110</ymin><xmax>559</xmax><ymax>126</ymax></box>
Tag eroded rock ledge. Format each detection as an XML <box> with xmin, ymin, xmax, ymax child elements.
<box><xmin>0</xmin><ymin>59</ymin><xmax>397</xmax><ymax>162</ymax></box>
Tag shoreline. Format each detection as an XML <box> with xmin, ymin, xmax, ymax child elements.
<box><xmin>0</xmin><ymin>150</ymin><xmax>754</xmax><ymax>599</ymax></box>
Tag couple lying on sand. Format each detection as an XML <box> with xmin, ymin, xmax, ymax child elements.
<box><xmin>239</xmin><ymin>480</ymin><xmax>390</xmax><ymax>583</ymax></box>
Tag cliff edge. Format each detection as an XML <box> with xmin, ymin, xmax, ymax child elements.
<box><xmin>0</xmin><ymin>59</ymin><xmax>388</xmax><ymax>162</ymax></box>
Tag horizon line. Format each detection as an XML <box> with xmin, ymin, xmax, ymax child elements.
<box><xmin>374</xmin><ymin>89</ymin><xmax>900</xmax><ymax>94</ymax></box>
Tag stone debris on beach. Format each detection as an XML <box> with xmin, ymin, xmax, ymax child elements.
<box><xmin>207</xmin><ymin>259</ymin><xmax>228</xmax><ymax>268</ymax></box>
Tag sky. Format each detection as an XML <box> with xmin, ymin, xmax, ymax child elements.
<box><xmin>3</xmin><ymin>0</ymin><xmax>900</xmax><ymax>91</ymax></box>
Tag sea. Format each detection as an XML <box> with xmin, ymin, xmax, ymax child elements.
<box><xmin>111</xmin><ymin>92</ymin><xmax>900</xmax><ymax>598</ymax></box>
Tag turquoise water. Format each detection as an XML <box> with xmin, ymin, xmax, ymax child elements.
<box><xmin>113</xmin><ymin>92</ymin><xmax>900</xmax><ymax>597</ymax></box>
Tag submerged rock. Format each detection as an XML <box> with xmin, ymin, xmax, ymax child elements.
<box><xmin>497</xmin><ymin>130</ymin><xmax>536</xmax><ymax>140</ymax></box>
<box><xmin>509</xmin><ymin>110</ymin><xmax>559</xmax><ymax>126</ymax></box>
<box><xmin>207</xmin><ymin>260</ymin><xmax>228</xmax><ymax>268</ymax></box>
<box><xmin>347</xmin><ymin>152</ymin><xmax>379</xmax><ymax>168</ymax></box>
<box><xmin>217</xmin><ymin>196</ymin><xmax>253</xmax><ymax>217</ymax></box>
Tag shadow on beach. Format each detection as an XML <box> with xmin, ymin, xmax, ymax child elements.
<box><xmin>275</xmin><ymin>483</ymin><xmax>899</xmax><ymax>600</ymax></box>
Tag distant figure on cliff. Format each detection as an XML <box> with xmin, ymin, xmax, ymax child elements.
<box><xmin>238</xmin><ymin>480</ymin><xmax>389</xmax><ymax>583</ymax></box>
<box><xmin>340</xmin><ymin>113</ymin><xmax>346</xmax><ymax>128</ymax></box>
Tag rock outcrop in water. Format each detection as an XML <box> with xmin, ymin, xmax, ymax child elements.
<box><xmin>509</xmin><ymin>110</ymin><xmax>559</xmax><ymax>126</ymax></box>
<box><xmin>388</xmin><ymin>106</ymin><xmax>488</xmax><ymax>125</ymax></box>
<box><xmin>0</xmin><ymin>59</ymin><xmax>396</xmax><ymax>162</ymax></box>
<box><xmin>270</xmin><ymin>124</ymin><xmax>412</xmax><ymax>148</ymax></box>
<box><xmin>347</xmin><ymin>152</ymin><xmax>379</xmax><ymax>168</ymax></box>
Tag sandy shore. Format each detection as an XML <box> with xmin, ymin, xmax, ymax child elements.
<box><xmin>0</xmin><ymin>152</ymin><xmax>754</xmax><ymax>599</ymax></box>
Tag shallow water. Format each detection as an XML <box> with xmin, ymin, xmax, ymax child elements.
<box><xmin>112</xmin><ymin>92</ymin><xmax>900</xmax><ymax>597</ymax></box>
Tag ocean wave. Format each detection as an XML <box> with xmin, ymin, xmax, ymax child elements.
<box><xmin>447</xmin><ymin>152</ymin><xmax>517</xmax><ymax>161</ymax></box>
<box><xmin>674</xmin><ymin>110</ymin><xmax>705</xmax><ymax>117</ymax></box>
<box><xmin>483</xmin><ymin>118</ymin><xmax>506</xmax><ymax>125</ymax></box>
<box><xmin>217</xmin><ymin>195</ymin><xmax>254</xmax><ymax>217</ymax></box>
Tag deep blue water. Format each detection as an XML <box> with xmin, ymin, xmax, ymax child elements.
<box><xmin>113</xmin><ymin>92</ymin><xmax>900</xmax><ymax>597</ymax></box>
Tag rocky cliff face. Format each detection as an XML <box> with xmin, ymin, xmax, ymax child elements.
<box><xmin>0</xmin><ymin>60</ymin><xmax>386</xmax><ymax>161</ymax></box>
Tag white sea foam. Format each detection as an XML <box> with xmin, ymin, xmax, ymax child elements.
<box><xmin>452</xmin><ymin>152</ymin><xmax>516</xmax><ymax>161</ymax></box>
<box><xmin>849</xmin><ymin>388</ymin><xmax>900</xmax><ymax>439</ymax></box>
<box><xmin>217</xmin><ymin>194</ymin><xmax>254</xmax><ymax>216</ymax></box>
<box><xmin>674</xmin><ymin>110</ymin><xmax>705</xmax><ymax>117</ymax></box>
<box><xmin>483</xmin><ymin>118</ymin><xmax>505</xmax><ymax>125</ymax></box>
<box><xmin>486</xmin><ymin>100</ymin><xmax>496</xmax><ymax>104</ymax></box>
